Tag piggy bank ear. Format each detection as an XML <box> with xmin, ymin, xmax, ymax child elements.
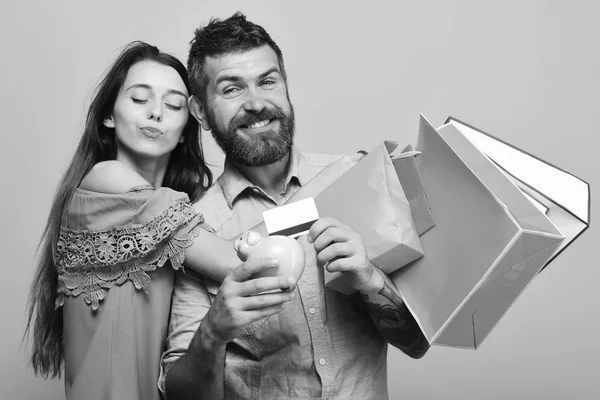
<box><xmin>247</xmin><ymin>231</ymin><xmax>261</xmax><ymax>246</ymax></box>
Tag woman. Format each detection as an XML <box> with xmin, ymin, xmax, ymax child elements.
<box><xmin>25</xmin><ymin>41</ymin><xmax>250</xmax><ymax>399</ymax></box>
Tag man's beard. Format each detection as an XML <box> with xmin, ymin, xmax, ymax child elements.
<box><xmin>206</xmin><ymin>104</ymin><xmax>295</xmax><ymax>167</ymax></box>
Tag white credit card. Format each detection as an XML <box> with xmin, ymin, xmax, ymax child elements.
<box><xmin>263</xmin><ymin>197</ymin><xmax>320</xmax><ymax>238</ymax></box>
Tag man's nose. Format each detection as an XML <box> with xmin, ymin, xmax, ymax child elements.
<box><xmin>147</xmin><ymin>101</ymin><xmax>163</xmax><ymax>122</ymax></box>
<box><xmin>242</xmin><ymin>89</ymin><xmax>266</xmax><ymax>113</ymax></box>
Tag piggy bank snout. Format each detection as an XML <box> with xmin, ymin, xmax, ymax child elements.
<box><xmin>235</xmin><ymin>231</ymin><xmax>262</xmax><ymax>260</ymax></box>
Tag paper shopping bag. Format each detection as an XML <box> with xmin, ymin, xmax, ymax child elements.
<box><xmin>314</xmin><ymin>142</ymin><xmax>424</xmax><ymax>294</ymax></box>
<box><xmin>390</xmin><ymin>115</ymin><xmax>590</xmax><ymax>349</ymax></box>
<box><xmin>430</xmin><ymin>117</ymin><xmax>591</xmax><ymax>348</ymax></box>
<box><xmin>442</xmin><ymin>116</ymin><xmax>590</xmax><ymax>274</ymax></box>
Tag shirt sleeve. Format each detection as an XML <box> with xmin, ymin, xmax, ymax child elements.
<box><xmin>158</xmin><ymin>269</ymin><xmax>218</xmax><ymax>395</ymax></box>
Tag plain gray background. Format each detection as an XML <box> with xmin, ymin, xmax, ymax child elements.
<box><xmin>2</xmin><ymin>1</ymin><xmax>598</xmax><ymax>399</ymax></box>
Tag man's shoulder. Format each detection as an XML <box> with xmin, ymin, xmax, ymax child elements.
<box><xmin>298</xmin><ymin>152</ymin><xmax>343</xmax><ymax>183</ymax></box>
<box><xmin>193</xmin><ymin>179</ymin><xmax>231</xmax><ymax>230</ymax></box>
<box><xmin>297</xmin><ymin>151</ymin><xmax>345</xmax><ymax>182</ymax></box>
<box><xmin>195</xmin><ymin>180</ymin><xmax>227</xmax><ymax>206</ymax></box>
<box><xmin>301</xmin><ymin>152</ymin><xmax>344</xmax><ymax>168</ymax></box>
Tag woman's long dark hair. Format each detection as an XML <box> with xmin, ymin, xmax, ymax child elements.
<box><xmin>25</xmin><ymin>41</ymin><xmax>212</xmax><ymax>379</ymax></box>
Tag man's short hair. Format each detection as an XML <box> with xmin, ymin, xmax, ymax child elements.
<box><xmin>188</xmin><ymin>12</ymin><xmax>287</xmax><ymax>100</ymax></box>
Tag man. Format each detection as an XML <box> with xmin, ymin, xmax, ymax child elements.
<box><xmin>160</xmin><ymin>12</ymin><xmax>429</xmax><ymax>399</ymax></box>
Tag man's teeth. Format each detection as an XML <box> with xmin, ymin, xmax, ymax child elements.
<box><xmin>247</xmin><ymin>120</ymin><xmax>270</xmax><ymax>129</ymax></box>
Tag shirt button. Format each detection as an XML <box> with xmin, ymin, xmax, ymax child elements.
<box><xmin>252</xmin><ymin>188</ymin><xmax>260</xmax><ymax>193</ymax></box>
<box><xmin>319</xmin><ymin>358</ymin><xmax>326</xmax><ymax>366</ymax></box>
<box><xmin>308</xmin><ymin>307</ymin><xmax>316</xmax><ymax>315</ymax></box>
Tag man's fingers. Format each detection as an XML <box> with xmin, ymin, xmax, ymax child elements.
<box><xmin>335</xmin><ymin>151</ymin><xmax>365</xmax><ymax>167</ymax></box>
<box><xmin>307</xmin><ymin>217</ymin><xmax>332</xmax><ymax>243</ymax></box>
<box><xmin>307</xmin><ymin>217</ymin><xmax>349</xmax><ymax>244</ymax></box>
<box><xmin>315</xmin><ymin>242</ymin><xmax>352</xmax><ymax>267</ymax></box>
<box><xmin>350</xmin><ymin>151</ymin><xmax>366</xmax><ymax>161</ymax></box>
<box><xmin>247</xmin><ymin>304</ymin><xmax>286</xmax><ymax>321</ymax></box>
<box><xmin>230</xmin><ymin>257</ymin><xmax>279</xmax><ymax>282</ymax></box>
<box><xmin>241</xmin><ymin>289</ymin><xmax>296</xmax><ymax>311</ymax></box>
<box><xmin>337</xmin><ymin>152</ymin><xmax>365</xmax><ymax>167</ymax></box>
<box><xmin>311</xmin><ymin>226</ymin><xmax>353</xmax><ymax>253</ymax></box>
<box><xmin>238</xmin><ymin>275</ymin><xmax>296</xmax><ymax>296</ymax></box>
<box><xmin>325</xmin><ymin>257</ymin><xmax>357</xmax><ymax>273</ymax></box>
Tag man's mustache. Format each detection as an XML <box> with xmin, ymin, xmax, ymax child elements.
<box><xmin>229</xmin><ymin>108</ymin><xmax>287</xmax><ymax>130</ymax></box>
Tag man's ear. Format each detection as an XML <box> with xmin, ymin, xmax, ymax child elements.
<box><xmin>189</xmin><ymin>95</ymin><xmax>211</xmax><ymax>131</ymax></box>
<box><xmin>103</xmin><ymin>115</ymin><xmax>115</xmax><ymax>128</ymax></box>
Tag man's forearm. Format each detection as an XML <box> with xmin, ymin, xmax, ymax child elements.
<box><xmin>360</xmin><ymin>268</ymin><xmax>430</xmax><ymax>359</ymax></box>
<box><xmin>164</xmin><ymin>319</ymin><xmax>226</xmax><ymax>400</ymax></box>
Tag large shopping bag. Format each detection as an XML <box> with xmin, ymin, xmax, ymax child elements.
<box><xmin>391</xmin><ymin>115</ymin><xmax>590</xmax><ymax>349</ymax></box>
<box><xmin>313</xmin><ymin>142</ymin><xmax>425</xmax><ymax>294</ymax></box>
<box><xmin>442</xmin><ymin>117</ymin><xmax>590</xmax><ymax>274</ymax></box>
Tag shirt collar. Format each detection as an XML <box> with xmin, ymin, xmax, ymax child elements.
<box><xmin>218</xmin><ymin>146</ymin><xmax>311</xmax><ymax>208</ymax></box>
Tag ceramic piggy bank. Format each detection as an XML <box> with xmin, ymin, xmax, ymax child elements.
<box><xmin>234</xmin><ymin>231</ymin><xmax>306</xmax><ymax>281</ymax></box>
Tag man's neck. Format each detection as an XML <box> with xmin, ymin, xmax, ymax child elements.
<box><xmin>233</xmin><ymin>152</ymin><xmax>291</xmax><ymax>199</ymax></box>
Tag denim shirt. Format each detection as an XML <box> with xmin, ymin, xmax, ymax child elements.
<box><xmin>159</xmin><ymin>147</ymin><xmax>389</xmax><ymax>400</ymax></box>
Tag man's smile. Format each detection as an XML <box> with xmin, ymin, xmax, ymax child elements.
<box><xmin>237</xmin><ymin>119</ymin><xmax>278</xmax><ymax>135</ymax></box>
<box><xmin>245</xmin><ymin>119</ymin><xmax>270</xmax><ymax>129</ymax></box>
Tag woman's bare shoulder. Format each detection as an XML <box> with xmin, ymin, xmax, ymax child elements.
<box><xmin>79</xmin><ymin>161</ymin><xmax>150</xmax><ymax>194</ymax></box>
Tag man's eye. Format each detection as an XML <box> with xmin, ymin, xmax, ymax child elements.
<box><xmin>223</xmin><ymin>87</ymin><xmax>240</xmax><ymax>95</ymax></box>
<box><xmin>131</xmin><ymin>97</ymin><xmax>148</xmax><ymax>104</ymax></box>
<box><xmin>262</xmin><ymin>80</ymin><xmax>276</xmax><ymax>87</ymax></box>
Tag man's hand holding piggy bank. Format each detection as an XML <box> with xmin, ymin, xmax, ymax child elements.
<box><xmin>234</xmin><ymin>232</ymin><xmax>306</xmax><ymax>283</ymax></box>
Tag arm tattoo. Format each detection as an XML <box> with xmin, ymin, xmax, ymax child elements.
<box><xmin>362</xmin><ymin>274</ymin><xmax>430</xmax><ymax>359</ymax></box>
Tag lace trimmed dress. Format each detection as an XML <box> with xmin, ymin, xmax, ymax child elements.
<box><xmin>55</xmin><ymin>185</ymin><xmax>204</xmax><ymax>400</ymax></box>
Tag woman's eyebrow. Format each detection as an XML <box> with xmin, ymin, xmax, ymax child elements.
<box><xmin>164</xmin><ymin>89</ymin><xmax>188</xmax><ymax>98</ymax></box>
<box><xmin>125</xmin><ymin>83</ymin><xmax>188</xmax><ymax>98</ymax></box>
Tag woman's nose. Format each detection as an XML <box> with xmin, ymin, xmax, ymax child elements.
<box><xmin>147</xmin><ymin>101</ymin><xmax>163</xmax><ymax>122</ymax></box>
